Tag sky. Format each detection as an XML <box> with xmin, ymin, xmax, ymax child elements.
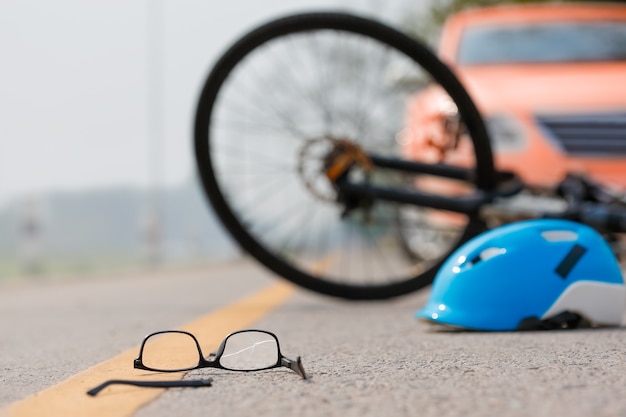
<box><xmin>0</xmin><ymin>0</ymin><xmax>427</xmax><ymax>207</ymax></box>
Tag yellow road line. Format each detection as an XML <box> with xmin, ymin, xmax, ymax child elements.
<box><xmin>5</xmin><ymin>281</ymin><xmax>295</xmax><ymax>417</ymax></box>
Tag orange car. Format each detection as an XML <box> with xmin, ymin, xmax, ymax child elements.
<box><xmin>402</xmin><ymin>3</ymin><xmax>626</xmax><ymax>189</ymax></box>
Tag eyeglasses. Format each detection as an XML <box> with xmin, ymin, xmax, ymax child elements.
<box><xmin>134</xmin><ymin>329</ymin><xmax>308</xmax><ymax>379</ymax></box>
<box><xmin>86</xmin><ymin>329</ymin><xmax>307</xmax><ymax>396</ymax></box>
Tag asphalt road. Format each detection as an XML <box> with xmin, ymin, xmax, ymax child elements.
<box><xmin>2</xmin><ymin>259</ymin><xmax>626</xmax><ymax>417</ymax></box>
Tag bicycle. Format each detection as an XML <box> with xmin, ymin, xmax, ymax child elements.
<box><xmin>194</xmin><ymin>12</ymin><xmax>626</xmax><ymax>300</ymax></box>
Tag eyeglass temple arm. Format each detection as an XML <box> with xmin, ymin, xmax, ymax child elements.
<box><xmin>281</xmin><ymin>356</ymin><xmax>309</xmax><ymax>379</ymax></box>
<box><xmin>86</xmin><ymin>378</ymin><xmax>213</xmax><ymax>396</ymax></box>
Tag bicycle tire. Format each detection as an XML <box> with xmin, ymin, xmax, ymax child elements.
<box><xmin>194</xmin><ymin>12</ymin><xmax>496</xmax><ymax>299</ymax></box>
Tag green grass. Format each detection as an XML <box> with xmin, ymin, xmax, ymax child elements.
<box><xmin>0</xmin><ymin>255</ymin><xmax>147</xmax><ymax>283</ymax></box>
<box><xmin>0</xmin><ymin>253</ymin><xmax>230</xmax><ymax>288</ymax></box>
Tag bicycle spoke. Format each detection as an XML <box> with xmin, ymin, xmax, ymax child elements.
<box><xmin>195</xmin><ymin>13</ymin><xmax>495</xmax><ymax>298</ymax></box>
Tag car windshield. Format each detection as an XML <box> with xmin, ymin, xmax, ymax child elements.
<box><xmin>458</xmin><ymin>22</ymin><xmax>626</xmax><ymax>64</ymax></box>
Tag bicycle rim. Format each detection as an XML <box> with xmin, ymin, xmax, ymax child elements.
<box><xmin>195</xmin><ymin>13</ymin><xmax>495</xmax><ymax>299</ymax></box>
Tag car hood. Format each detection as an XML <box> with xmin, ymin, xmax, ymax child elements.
<box><xmin>456</xmin><ymin>63</ymin><xmax>626</xmax><ymax>115</ymax></box>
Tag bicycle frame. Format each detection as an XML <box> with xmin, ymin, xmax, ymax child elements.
<box><xmin>334</xmin><ymin>152</ymin><xmax>522</xmax><ymax>214</ymax></box>
<box><xmin>334</xmin><ymin>151</ymin><xmax>626</xmax><ymax>236</ymax></box>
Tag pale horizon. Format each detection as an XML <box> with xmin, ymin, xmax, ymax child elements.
<box><xmin>0</xmin><ymin>0</ymin><xmax>424</xmax><ymax>207</ymax></box>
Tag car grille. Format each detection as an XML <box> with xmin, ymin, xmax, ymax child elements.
<box><xmin>536</xmin><ymin>112</ymin><xmax>626</xmax><ymax>156</ymax></box>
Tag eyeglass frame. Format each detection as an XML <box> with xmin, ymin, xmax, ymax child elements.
<box><xmin>133</xmin><ymin>329</ymin><xmax>308</xmax><ymax>379</ymax></box>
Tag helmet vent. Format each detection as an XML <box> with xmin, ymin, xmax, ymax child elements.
<box><xmin>455</xmin><ymin>247</ymin><xmax>506</xmax><ymax>272</ymax></box>
<box><xmin>555</xmin><ymin>244</ymin><xmax>587</xmax><ymax>279</ymax></box>
<box><xmin>541</xmin><ymin>230</ymin><xmax>578</xmax><ymax>242</ymax></box>
<box><xmin>479</xmin><ymin>247</ymin><xmax>506</xmax><ymax>261</ymax></box>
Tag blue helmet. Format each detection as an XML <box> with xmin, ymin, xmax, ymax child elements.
<box><xmin>416</xmin><ymin>219</ymin><xmax>625</xmax><ymax>331</ymax></box>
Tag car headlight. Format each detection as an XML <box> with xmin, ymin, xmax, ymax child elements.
<box><xmin>484</xmin><ymin>114</ymin><xmax>527</xmax><ymax>152</ymax></box>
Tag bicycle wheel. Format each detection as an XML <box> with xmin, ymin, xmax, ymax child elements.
<box><xmin>195</xmin><ymin>12</ymin><xmax>496</xmax><ymax>299</ymax></box>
